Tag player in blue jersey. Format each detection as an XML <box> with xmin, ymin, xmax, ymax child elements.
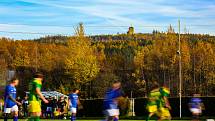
<box><xmin>189</xmin><ymin>94</ymin><xmax>204</xmax><ymax>121</ymax></box>
<box><xmin>103</xmin><ymin>81</ymin><xmax>122</xmax><ymax>121</ymax></box>
<box><xmin>68</xmin><ymin>88</ymin><xmax>80</xmax><ymax>121</ymax></box>
<box><xmin>4</xmin><ymin>78</ymin><xmax>22</xmax><ymax>121</ymax></box>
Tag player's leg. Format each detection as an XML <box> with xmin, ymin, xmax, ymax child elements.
<box><xmin>11</xmin><ymin>105</ymin><xmax>19</xmax><ymax>121</ymax></box>
<box><xmin>71</xmin><ymin>113</ymin><xmax>76</xmax><ymax>121</ymax></box>
<box><xmin>13</xmin><ymin>111</ymin><xmax>19</xmax><ymax>121</ymax></box>
<box><xmin>4</xmin><ymin>113</ymin><xmax>9</xmax><ymax>121</ymax></box>
<box><xmin>113</xmin><ymin>115</ymin><xmax>119</xmax><ymax>121</ymax></box>
<box><xmin>146</xmin><ymin>105</ymin><xmax>157</xmax><ymax>121</ymax></box>
<box><xmin>107</xmin><ymin>116</ymin><xmax>113</xmax><ymax>121</ymax></box>
<box><xmin>103</xmin><ymin>109</ymin><xmax>112</xmax><ymax>121</ymax></box>
<box><xmin>29</xmin><ymin>112</ymin><xmax>41</xmax><ymax>121</ymax></box>
<box><xmin>46</xmin><ymin>107</ymin><xmax>50</xmax><ymax>118</ymax></box>
<box><xmin>28</xmin><ymin>101</ymin><xmax>41</xmax><ymax>121</ymax></box>
<box><xmin>158</xmin><ymin>107</ymin><xmax>171</xmax><ymax>121</ymax></box>
<box><xmin>192</xmin><ymin>112</ymin><xmax>200</xmax><ymax>121</ymax></box>
<box><xmin>112</xmin><ymin>109</ymin><xmax>119</xmax><ymax>121</ymax></box>
<box><xmin>4</xmin><ymin>107</ymin><xmax>11</xmax><ymax>121</ymax></box>
<box><xmin>191</xmin><ymin>108</ymin><xmax>201</xmax><ymax>121</ymax></box>
<box><xmin>107</xmin><ymin>109</ymin><xmax>119</xmax><ymax>121</ymax></box>
<box><xmin>71</xmin><ymin>107</ymin><xmax>77</xmax><ymax>121</ymax></box>
<box><xmin>146</xmin><ymin>112</ymin><xmax>154</xmax><ymax>121</ymax></box>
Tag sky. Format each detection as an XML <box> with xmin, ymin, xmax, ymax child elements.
<box><xmin>0</xmin><ymin>0</ymin><xmax>215</xmax><ymax>40</ymax></box>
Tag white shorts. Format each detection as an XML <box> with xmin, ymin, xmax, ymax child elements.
<box><xmin>190</xmin><ymin>108</ymin><xmax>202</xmax><ymax>114</ymax></box>
<box><xmin>4</xmin><ymin>105</ymin><xmax>19</xmax><ymax>113</ymax></box>
<box><xmin>105</xmin><ymin>109</ymin><xmax>119</xmax><ymax>116</ymax></box>
<box><xmin>70</xmin><ymin>107</ymin><xmax>77</xmax><ymax>114</ymax></box>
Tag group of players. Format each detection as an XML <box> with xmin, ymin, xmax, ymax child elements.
<box><xmin>3</xmin><ymin>73</ymin><xmax>80</xmax><ymax>121</ymax></box>
<box><xmin>146</xmin><ymin>81</ymin><xmax>204</xmax><ymax>121</ymax></box>
<box><xmin>3</xmin><ymin>73</ymin><xmax>204</xmax><ymax>121</ymax></box>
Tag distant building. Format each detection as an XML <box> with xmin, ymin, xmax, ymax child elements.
<box><xmin>167</xmin><ymin>24</ymin><xmax>175</xmax><ymax>33</ymax></box>
<box><xmin>127</xmin><ymin>26</ymin><xmax>135</xmax><ymax>35</ymax></box>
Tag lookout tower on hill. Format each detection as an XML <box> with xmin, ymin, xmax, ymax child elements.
<box><xmin>167</xmin><ymin>24</ymin><xmax>175</xmax><ymax>33</ymax></box>
<box><xmin>127</xmin><ymin>26</ymin><xmax>134</xmax><ymax>35</ymax></box>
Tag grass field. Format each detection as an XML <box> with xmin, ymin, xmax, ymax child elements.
<box><xmin>5</xmin><ymin>120</ymin><xmax>192</xmax><ymax>121</ymax></box>
<box><xmin>3</xmin><ymin>119</ymin><xmax>190</xmax><ymax>121</ymax></box>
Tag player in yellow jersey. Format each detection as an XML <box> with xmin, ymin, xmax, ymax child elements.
<box><xmin>158</xmin><ymin>86</ymin><xmax>172</xmax><ymax>121</ymax></box>
<box><xmin>146</xmin><ymin>81</ymin><xmax>161</xmax><ymax>121</ymax></box>
<box><xmin>28</xmin><ymin>73</ymin><xmax>49</xmax><ymax>121</ymax></box>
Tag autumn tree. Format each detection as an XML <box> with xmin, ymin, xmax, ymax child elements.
<box><xmin>13</xmin><ymin>42</ymin><xmax>30</xmax><ymax>67</ymax></box>
<box><xmin>64</xmin><ymin>23</ymin><xmax>100</xmax><ymax>94</ymax></box>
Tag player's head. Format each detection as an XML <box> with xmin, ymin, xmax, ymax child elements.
<box><xmin>60</xmin><ymin>96</ymin><xmax>64</xmax><ymax>100</ymax></box>
<box><xmin>73</xmin><ymin>88</ymin><xmax>79</xmax><ymax>94</ymax></box>
<box><xmin>49</xmin><ymin>97</ymin><xmax>53</xmax><ymax>100</ymax></box>
<box><xmin>162</xmin><ymin>82</ymin><xmax>169</xmax><ymax>88</ymax></box>
<box><xmin>112</xmin><ymin>80</ymin><xmax>121</xmax><ymax>90</ymax></box>
<box><xmin>34</xmin><ymin>73</ymin><xmax>43</xmax><ymax>80</ymax></box>
<box><xmin>150</xmin><ymin>81</ymin><xmax>160</xmax><ymax>90</ymax></box>
<box><xmin>10</xmin><ymin>77</ymin><xmax>19</xmax><ymax>86</ymax></box>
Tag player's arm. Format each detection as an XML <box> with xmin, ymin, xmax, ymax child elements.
<box><xmin>6</xmin><ymin>86</ymin><xmax>21</xmax><ymax>105</ymax></box>
<box><xmin>78</xmin><ymin>98</ymin><xmax>81</xmax><ymax>105</ymax></box>
<box><xmin>8</xmin><ymin>95</ymin><xmax>21</xmax><ymax>105</ymax></box>
<box><xmin>35</xmin><ymin>87</ymin><xmax>48</xmax><ymax>103</ymax></box>
<box><xmin>200</xmin><ymin>102</ymin><xmax>205</xmax><ymax>110</ymax></box>
<box><xmin>114</xmin><ymin>89</ymin><xmax>124</xmax><ymax>103</ymax></box>
<box><xmin>68</xmin><ymin>98</ymin><xmax>71</xmax><ymax>109</ymax></box>
<box><xmin>163</xmin><ymin>96</ymin><xmax>171</xmax><ymax>110</ymax></box>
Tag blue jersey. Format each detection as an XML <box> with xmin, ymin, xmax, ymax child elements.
<box><xmin>104</xmin><ymin>88</ymin><xmax>122</xmax><ymax>110</ymax></box>
<box><xmin>4</xmin><ymin>85</ymin><xmax>17</xmax><ymax>108</ymax></box>
<box><xmin>190</xmin><ymin>97</ymin><xmax>202</xmax><ymax>109</ymax></box>
<box><xmin>69</xmin><ymin>93</ymin><xmax>78</xmax><ymax>108</ymax></box>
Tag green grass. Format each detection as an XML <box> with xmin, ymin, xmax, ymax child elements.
<box><xmin>3</xmin><ymin>119</ymin><xmax>189</xmax><ymax>121</ymax></box>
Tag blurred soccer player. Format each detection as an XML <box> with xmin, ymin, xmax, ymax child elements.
<box><xmin>103</xmin><ymin>81</ymin><xmax>123</xmax><ymax>121</ymax></box>
<box><xmin>46</xmin><ymin>97</ymin><xmax>53</xmax><ymax>118</ymax></box>
<box><xmin>68</xmin><ymin>88</ymin><xmax>80</xmax><ymax>121</ymax></box>
<box><xmin>159</xmin><ymin>86</ymin><xmax>171</xmax><ymax>120</ymax></box>
<box><xmin>189</xmin><ymin>94</ymin><xmax>204</xmax><ymax>121</ymax></box>
<box><xmin>22</xmin><ymin>96</ymin><xmax>29</xmax><ymax>117</ymax></box>
<box><xmin>146</xmin><ymin>81</ymin><xmax>161</xmax><ymax>121</ymax></box>
<box><xmin>28</xmin><ymin>73</ymin><xmax>49</xmax><ymax>121</ymax></box>
<box><xmin>4</xmin><ymin>78</ymin><xmax>21</xmax><ymax>121</ymax></box>
<box><xmin>58</xmin><ymin>96</ymin><xmax>67</xmax><ymax>119</ymax></box>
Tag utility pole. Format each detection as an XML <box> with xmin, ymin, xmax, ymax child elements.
<box><xmin>178</xmin><ymin>20</ymin><xmax>182</xmax><ymax>118</ymax></box>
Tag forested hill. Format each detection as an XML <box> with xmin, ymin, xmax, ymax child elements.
<box><xmin>1</xmin><ymin>30</ymin><xmax>215</xmax><ymax>98</ymax></box>
<box><xmin>33</xmin><ymin>33</ymin><xmax>215</xmax><ymax>44</ymax></box>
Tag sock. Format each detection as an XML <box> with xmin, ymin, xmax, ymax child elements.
<box><xmin>113</xmin><ymin>117</ymin><xmax>118</xmax><ymax>121</ymax></box>
<box><xmin>146</xmin><ymin>115</ymin><xmax>150</xmax><ymax>121</ymax></box>
<box><xmin>13</xmin><ymin>116</ymin><xmax>18</xmax><ymax>121</ymax></box>
<box><xmin>28</xmin><ymin>116</ymin><xmax>40</xmax><ymax>121</ymax></box>
<box><xmin>71</xmin><ymin>115</ymin><xmax>76</xmax><ymax>121</ymax></box>
<box><xmin>28</xmin><ymin>117</ymin><xmax>34</xmax><ymax>121</ymax></box>
<box><xmin>35</xmin><ymin>116</ymin><xmax>40</xmax><ymax>121</ymax></box>
<box><xmin>4</xmin><ymin>115</ymin><xmax>8</xmax><ymax>121</ymax></box>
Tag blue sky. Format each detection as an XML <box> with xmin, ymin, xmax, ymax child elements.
<box><xmin>0</xmin><ymin>0</ymin><xmax>215</xmax><ymax>39</ymax></box>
